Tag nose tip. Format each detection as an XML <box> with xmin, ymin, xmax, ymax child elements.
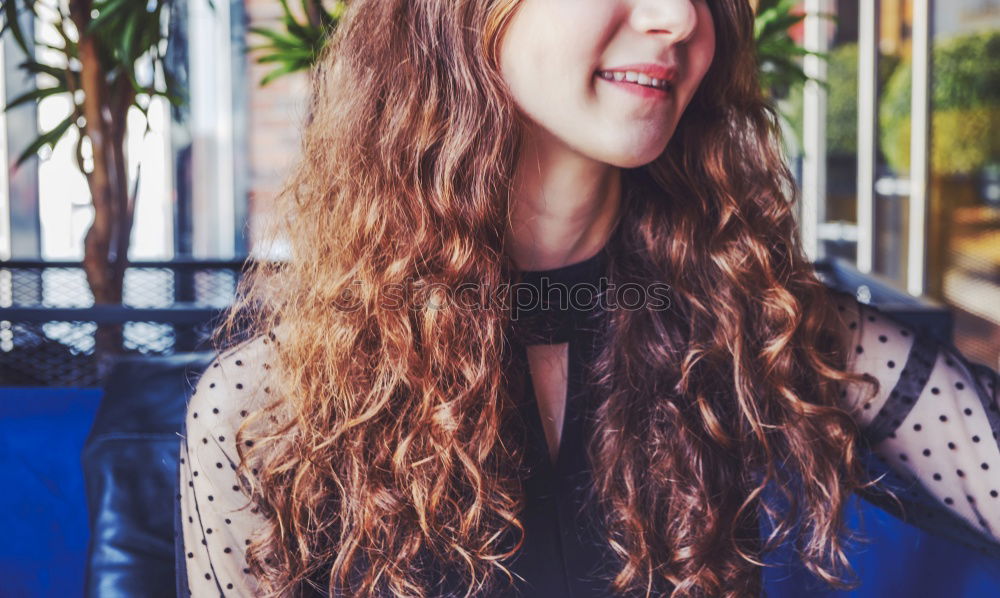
<box><xmin>634</xmin><ymin>0</ymin><xmax>699</xmax><ymax>44</ymax></box>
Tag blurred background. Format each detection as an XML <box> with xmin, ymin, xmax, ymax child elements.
<box><xmin>0</xmin><ymin>0</ymin><xmax>998</xmax><ymax>596</ymax></box>
<box><xmin>776</xmin><ymin>0</ymin><xmax>1000</xmax><ymax>372</ymax></box>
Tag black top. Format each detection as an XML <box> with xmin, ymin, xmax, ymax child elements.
<box><xmin>499</xmin><ymin>244</ymin><xmax>622</xmax><ymax>596</ymax></box>
<box><xmin>178</xmin><ymin>242</ymin><xmax>1000</xmax><ymax>597</ymax></box>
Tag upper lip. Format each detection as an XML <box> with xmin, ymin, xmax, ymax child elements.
<box><xmin>599</xmin><ymin>63</ymin><xmax>677</xmax><ymax>82</ymax></box>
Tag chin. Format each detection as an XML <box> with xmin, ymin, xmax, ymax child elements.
<box><xmin>595</xmin><ymin>128</ymin><xmax>673</xmax><ymax>168</ymax></box>
<box><xmin>597</xmin><ymin>139</ymin><xmax>673</xmax><ymax>169</ymax></box>
<box><xmin>602</xmin><ymin>155</ymin><xmax>657</xmax><ymax>169</ymax></box>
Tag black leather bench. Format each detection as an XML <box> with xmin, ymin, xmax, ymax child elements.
<box><xmin>81</xmin><ymin>352</ymin><xmax>215</xmax><ymax>598</ymax></box>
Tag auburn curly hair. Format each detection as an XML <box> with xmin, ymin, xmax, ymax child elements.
<box><xmin>211</xmin><ymin>0</ymin><xmax>888</xmax><ymax>596</ymax></box>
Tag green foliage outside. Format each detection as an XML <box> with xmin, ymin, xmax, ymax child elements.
<box><xmin>781</xmin><ymin>28</ymin><xmax>999</xmax><ymax>178</ymax></box>
<box><xmin>880</xmin><ymin>29</ymin><xmax>1000</xmax><ymax>175</ymax></box>
<box><xmin>782</xmin><ymin>43</ymin><xmax>900</xmax><ymax>157</ymax></box>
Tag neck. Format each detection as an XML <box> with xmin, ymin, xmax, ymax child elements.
<box><xmin>505</xmin><ymin>128</ymin><xmax>622</xmax><ymax>272</ymax></box>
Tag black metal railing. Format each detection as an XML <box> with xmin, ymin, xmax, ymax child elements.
<box><xmin>0</xmin><ymin>259</ymin><xmax>253</xmax><ymax>387</ymax></box>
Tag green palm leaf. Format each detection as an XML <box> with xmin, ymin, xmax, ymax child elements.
<box><xmin>15</xmin><ymin>110</ymin><xmax>75</xmax><ymax>167</ymax></box>
<box><xmin>4</xmin><ymin>84</ymin><xmax>67</xmax><ymax>111</ymax></box>
<box><xmin>754</xmin><ymin>0</ymin><xmax>837</xmax><ymax>100</ymax></box>
<box><xmin>248</xmin><ymin>0</ymin><xmax>346</xmax><ymax>86</ymax></box>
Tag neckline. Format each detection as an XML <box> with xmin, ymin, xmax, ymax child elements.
<box><xmin>514</xmin><ymin>242</ymin><xmax>609</xmax><ymax>280</ymax></box>
<box><xmin>509</xmin><ymin>243</ymin><xmax>610</xmax><ymax>345</ymax></box>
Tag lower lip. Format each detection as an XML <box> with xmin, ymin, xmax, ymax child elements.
<box><xmin>596</xmin><ymin>74</ymin><xmax>671</xmax><ymax>100</ymax></box>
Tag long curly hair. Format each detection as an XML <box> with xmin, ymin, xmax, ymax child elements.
<box><xmin>213</xmin><ymin>0</ymin><xmax>889</xmax><ymax>596</ymax></box>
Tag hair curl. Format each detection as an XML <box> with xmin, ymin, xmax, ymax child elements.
<box><xmin>213</xmin><ymin>0</ymin><xmax>888</xmax><ymax>596</ymax></box>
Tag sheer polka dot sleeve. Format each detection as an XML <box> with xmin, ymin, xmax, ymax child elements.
<box><xmin>179</xmin><ymin>335</ymin><xmax>275</xmax><ymax>596</ymax></box>
<box><xmin>835</xmin><ymin>292</ymin><xmax>1000</xmax><ymax>558</ymax></box>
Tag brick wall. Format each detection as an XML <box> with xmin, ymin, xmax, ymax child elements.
<box><xmin>243</xmin><ymin>0</ymin><xmax>311</xmax><ymax>255</ymax></box>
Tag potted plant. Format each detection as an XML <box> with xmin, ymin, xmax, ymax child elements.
<box><xmin>1</xmin><ymin>0</ymin><xmax>186</xmax><ymax>372</ymax></box>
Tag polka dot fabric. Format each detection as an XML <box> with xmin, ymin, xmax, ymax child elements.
<box><xmin>834</xmin><ymin>290</ymin><xmax>1000</xmax><ymax>557</ymax></box>
<box><xmin>178</xmin><ymin>335</ymin><xmax>274</xmax><ymax>597</ymax></box>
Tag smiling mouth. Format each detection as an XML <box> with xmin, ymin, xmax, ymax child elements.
<box><xmin>596</xmin><ymin>70</ymin><xmax>673</xmax><ymax>92</ymax></box>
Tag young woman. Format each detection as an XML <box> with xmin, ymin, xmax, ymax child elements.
<box><xmin>177</xmin><ymin>1</ymin><xmax>1000</xmax><ymax>596</ymax></box>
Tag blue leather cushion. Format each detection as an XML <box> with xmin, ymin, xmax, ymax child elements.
<box><xmin>0</xmin><ymin>387</ymin><xmax>102</xmax><ymax>596</ymax></box>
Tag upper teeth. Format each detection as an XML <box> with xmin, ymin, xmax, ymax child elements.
<box><xmin>599</xmin><ymin>70</ymin><xmax>671</xmax><ymax>90</ymax></box>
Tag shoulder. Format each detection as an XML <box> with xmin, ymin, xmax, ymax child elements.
<box><xmin>186</xmin><ymin>333</ymin><xmax>280</xmax><ymax>434</ymax></box>
<box><xmin>826</xmin><ymin>289</ymin><xmax>921</xmax><ymax>366</ymax></box>
<box><xmin>826</xmin><ymin>290</ymin><xmax>926</xmax><ymax>427</ymax></box>
<box><xmin>182</xmin><ymin>331</ymin><xmax>283</xmax><ymax>486</ymax></box>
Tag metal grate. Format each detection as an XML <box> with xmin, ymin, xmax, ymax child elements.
<box><xmin>0</xmin><ymin>262</ymin><xmax>242</xmax><ymax>309</ymax></box>
<box><xmin>0</xmin><ymin>259</ymin><xmax>253</xmax><ymax>387</ymax></box>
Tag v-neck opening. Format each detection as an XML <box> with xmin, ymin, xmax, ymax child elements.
<box><xmin>518</xmin><ymin>338</ymin><xmax>579</xmax><ymax>475</ymax></box>
<box><xmin>506</xmin><ymin>242</ymin><xmax>609</xmax><ymax>478</ymax></box>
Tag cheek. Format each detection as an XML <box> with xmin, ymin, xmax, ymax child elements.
<box><xmin>682</xmin><ymin>18</ymin><xmax>716</xmax><ymax>100</ymax></box>
<box><xmin>697</xmin><ymin>11</ymin><xmax>717</xmax><ymax>79</ymax></box>
<box><xmin>500</xmin><ymin>23</ymin><xmax>565</xmax><ymax>98</ymax></box>
<box><xmin>700</xmin><ymin>32</ymin><xmax>716</xmax><ymax>79</ymax></box>
<box><xmin>501</xmin><ymin>37</ymin><xmax>592</xmax><ymax>120</ymax></box>
<box><xmin>498</xmin><ymin>2</ymin><xmax>620</xmax><ymax>112</ymax></box>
